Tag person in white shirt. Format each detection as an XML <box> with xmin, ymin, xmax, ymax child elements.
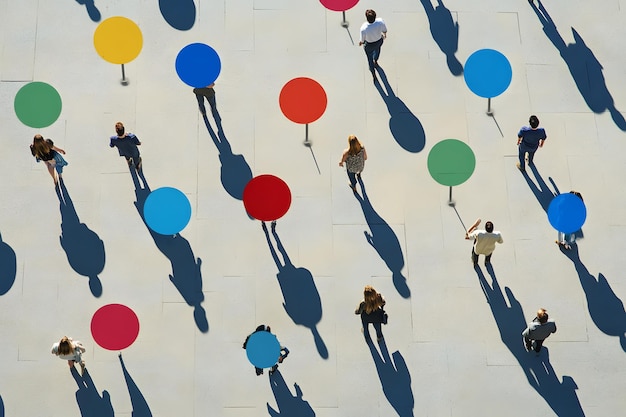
<box><xmin>359</xmin><ymin>9</ymin><xmax>387</xmax><ymax>79</ymax></box>
<box><xmin>465</xmin><ymin>220</ymin><xmax>503</xmax><ymax>265</ymax></box>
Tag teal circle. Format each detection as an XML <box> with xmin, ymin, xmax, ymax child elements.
<box><xmin>14</xmin><ymin>82</ymin><xmax>62</xmax><ymax>128</ymax></box>
<box><xmin>427</xmin><ymin>139</ymin><xmax>476</xmax><ymax>186</ymax></box>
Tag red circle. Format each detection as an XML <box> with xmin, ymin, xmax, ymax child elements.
<box><xmin>279</xmin><ymin>77</ymin><xmax>327</xmax><ymax>124</ymax></box>
<box><xmin>243</xmin><ymin>175</ymin><xmax>292</xmax><ymax>221</ymax></box>
<box><xmin>91</xmin><ymin>304</ymin><xmax>140</xmax><ymax>351</ymax></box>
<box><xmin>319</xmin><ymin>0</ymin><xmax>359</xmax><ymax>12</ymax></box>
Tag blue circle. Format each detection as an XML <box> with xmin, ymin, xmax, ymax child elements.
<box><xmin>245</xmin><ymin>331</ymin><xmax>281</xmax><ymax>369</ymax></box>
<box><xmin>175</xmin><ymin>43</ymin><xmax>221</xmax><ymax>88</ymax></box>
<box><xmin>143</xmin><ymin>187</ymin><xmax>192</xmax><ymax>235</ymax></box>
<box><xmin>548</xmin><ymin>193</ymin><xmax>587</xmax><ymax>234</ymax></box>
<box><xmin>464</xmin><ymin>49</ymin><xmax>512</xmax><ymax>98</ymax></box>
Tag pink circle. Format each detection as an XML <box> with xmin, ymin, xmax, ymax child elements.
<box><xmin>91</xmin><ymin>304</ymin><xmax>140</xmax><ymax>350</ymax></box>
<box><xmin>319</xmin><ymin>0</ymin><xmax>359</xmax><ymax>12</ymax></box>
<box><xmin>243</xmin><ymin>175</ymin><xmax>292</xmax><ymax>221</ymax></box>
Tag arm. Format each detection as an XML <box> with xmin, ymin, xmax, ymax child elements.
<box><xmin>355</xmin><ymin>301</ymin><xmax>364</xmax><ymax>314</ymax></box>
<box><xmin>378</xmin><ymin>294</ymin><xmax>386</xmax><ymax>308</ymax></box>
<box><xmin>465</xmin><ymin>218</ymin><xmax>481</xmax><ymax>239</ymax></box>
<box><xmin>339</xmin><ymin>149</ymin><xmax>349</xmax><ymax>166</ymax></box>
<box><xmin>52</xmin><ymin>145</ymin><xmax>65</xmax><ymax>155</ymax></box>
<box><xmin>538</xmin><ymin>138</ymin><xmax>545</xmax><ymax>148</ymax></box>
<box><xmin>363</xmin><ymin>148</ymin><xmax>368</xmax><ymax>161</ymax></box>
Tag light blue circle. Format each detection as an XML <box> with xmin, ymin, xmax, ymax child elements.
<box><xmin>548</xmin><ymin>193</ymin><xmax>587</xmax><ymax>234</ymax></box>
<box><xmin>464</xmin><ymin>49</ymin><xmax>512</xmax><ymax>98</ymax></box>
<box><xmin>175</xmin><ymin>43</ymin><xmax>221</xmax><ymax>88</ymax></box>
<box><xmin>143</xmin><ymin>187</ymin><xmax>192</xmax><ymax>235</ymax></box>
<box><xmin>245</xmin><ymin>331</ymin><xmax>280</xmax><ymax>369</ymax></box>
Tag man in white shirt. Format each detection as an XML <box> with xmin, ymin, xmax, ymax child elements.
<box><xmin>359</xmin><ymin>9</ymin><xmax>387</xmax><ymax>79</ymax></box>
<box><xmin>465</xmin><ymin>220</ymin><xmax>503</xmax><ymax>265</ymax></box>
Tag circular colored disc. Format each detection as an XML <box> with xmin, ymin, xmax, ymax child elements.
<box><xmin>175</xmin><ymin>43</ymin><xmax>221</xmax><ymax>88</ymax></box>
<box><xmin>14</xmin><ymin>82</ymin><xmax>62</xmax><ymax>128</ymax></box>
<box><xmin>319</xmin><ymin>0</ymin><xmax>359</xmax><ymax>12</ymax></box>
<box><xmin>464</xmin><ymin>49</ymin><xmax>512</xmax><ymax>98</ymax></box>
<box><xmin>91</xmin><ymin>304</ymin><xmax>140</xmax><ymax>350</ymax></box>
<box><xmin>143</xmin><ymin>187</ymin><xmax>192</xmax><ymax>235</ymax></box>
<box><xmin>245</xmin><ymin>331</ymin><xmax>281</xmax><ymax>369</ymax></box>
<box><xmin>548</xmin><ymin>193</ymin><xmax>587</xmax><ymax>234</ymax></box>
<box><xmin>94</xmin><ymin>17</ymin><xmax>143</xmax><ymax>64</ymax></box>
<box><xmin>279</xmin><ymin>77</ymin><xmax>327</xmax><ymax>124</ymax></box>
<box><xmin>427</xmin><ymin>139</ymin><xmax>476</xmax><ymax>186</ymax></box>
<box><xmin>243</xmin><ymin>175</ymin><xmax>291</xmax><ymax>221</ymax></box>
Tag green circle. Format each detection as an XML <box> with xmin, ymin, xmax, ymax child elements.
<box><xmin>427</xmin><ymin>139</ymin><xmax>476</xmax><ymax>186</ymax></box>
<box><xmin>14</xmin><ymin>82</ymin><xmax>62</xmax><ymax>128</ymax></box>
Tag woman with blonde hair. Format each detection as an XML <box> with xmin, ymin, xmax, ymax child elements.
<box><xmin>51</xmin><ymin>336</ymin><xmax>86</xmax><ymax>374</ymax></box>
<box><xmin>29</xmin><ymin>134</ymin><xmax>68</xmax><ymax>185</ymax></box>
<box><xmin>355</xmin><ymin>285</ymin><xmax>386</xmax><ymax>341</ymax></box>
<box><xmin>339</xmin><ymin>135</ymin><xmax>367</xmax><ymax>192</ymax></box>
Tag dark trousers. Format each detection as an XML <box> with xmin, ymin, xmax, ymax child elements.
<box><xmin>364</xmin><ymin>38</ymin><xmax>384</xmax><ymax>72</ymax></box>
<box><xmin>347</xmin><ymin>170</ymin><xmax>359</xmax><ymax>188</ymax></box>
<box><xmin>362</xmin><ymin>319</ymin><xmax>383</xmax><ymax>339</ymax></box>
<box><xmin>196</xmin><ymin>93</ymin><xmax>220</xmax><ymax>121</ymax></box>
<box><xmin>472</xmin><ymin>248</ymin><xmax>492</xmax><ymax>264</ymax></box>
<box><xmin>518</xmin><ymin>145</ymin><xmax>537</xmax><ymax>170</ymax></box>
<box><xmin>524</xmin><ymin>336</ymin><xmax>545</xmax><ymax>352</ymax></box>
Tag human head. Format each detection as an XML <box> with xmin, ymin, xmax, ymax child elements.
<box><xmin>537</xmin><ymin>308</ymin><xmax>549</xmax><ymax>323</ymax></box>
<box><xmin>31</xmin><ymin>134</ymin><xmax>50</xmax><ymax>158</ymax></box>
<box><xmin>58</xmin><ymin>336</ymin><xmax>72</xmax><ymax>355</ymax></box>
<box><xmin>570</xmin><ymin>191</ymin><xmax>583</xmax><ymax>201</ymax></box>
<box><xmin>485</xmin><ymin>221</ymin><xmax>494</xmax><ymax>233</ymax></box>
<box><xmin>33</xmin><ymin>134</ymin><xmax>44</xmax><ymax>144</ymax></box>
<box><xmin>529</xmin><ymin>115</ymin><xmax>540</xmax><ymax>129</ymax></box>
<box><xmin>365</xmin><ymin>9</ymin><xmax>376</xmax><ymax>23</ymax></box>
<box><xmin>348</xmin><ymin>134</ymin><xmax>362</xmax><ymax>154</ymax></box>
<box><xmin>115</xmin><ymin>122</ymin><xmax>125</xmax><ymax>136</ymax></box>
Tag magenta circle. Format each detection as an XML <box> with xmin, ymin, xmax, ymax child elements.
<box><xmin>319</xmin><ymin>0</ymin><xmax>359</xmax><ymax>12</ymax></box>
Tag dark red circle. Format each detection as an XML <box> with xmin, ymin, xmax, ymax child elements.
<box><xmin>91</xmin><ymin>304</ymin><xmax>140</xmax><ymax>351</ymax></box>
<box><xmin>243</xmin><ymin>175</ymin><xmax>292</xmax><ymax>221</ymax></box>
<box><xmin>279</xmin><ymin>77</ymin><xmax>327</xmax><ymax>124</ymax></box>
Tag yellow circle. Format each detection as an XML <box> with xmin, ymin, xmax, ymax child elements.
<box><xmin>94</xmin><ymin>17</ymin><xmax>143</xmax><ymax>64</ymax></box>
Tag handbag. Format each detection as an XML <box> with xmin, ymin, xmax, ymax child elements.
<box><xmin>382</xmin><ymin>309</ymin><xmax>388</xmax><ymax>325</ymax></box>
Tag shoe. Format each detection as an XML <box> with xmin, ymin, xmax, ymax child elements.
<box><xmin>525</xmin><ymin>342</ymin><xmax>532</xmax><ymax>352</ymax></box>
<box><xmin>261</xmin><ymin>221</ymin><xmax>267</xmax><ymax>231</ymax></box>
<box><xmin>80</xmin><ymin>361</ymin><xmax>86</xmax><ymax>375</ymax></box>
<box><xmin>256</xmin><ymin>368</ymin><xmax>263</xmax><ymax>376</ymax></box>
<box><xmin>271</xmin><ymin>220</ymin><xmax>277</xmax><ymax>231</ymax></box>
<box><xmin>516</xmin><ymin>162</ymin><xmax>525</xmax><ymax>171</ymax></box>
<box><xmin>373</xmin><ymin>60</ymin><xmax>378</xmax><ymax>67</ymax></box>
<box><xmin>136</xmin><ymin>157</ymin><xmax>142</xmax><ymax>171</ymax></box>
<box><xmin>128</xmin><ymin>157</ymin><xmax>134</xmax><ymax>166</ymax></box>
<box><xmin>349</xmin><ymin>184</ymin><xmax>357</xmax><ymax>192</ymax></box>
<box><xmin>377</xmin><ymin>336</ymin><xmax>383</xmax><ymax>342</ymax></box>
<box><xmin>269</xmin><ymin>365</ymin><xmax>278</xmax><ymax>375</ymax></box>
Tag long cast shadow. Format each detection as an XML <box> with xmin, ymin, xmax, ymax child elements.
<box><xmin>530</xmin><ymin>1</ymin><xmax>626</xmax><ymax>131</ymax></box>
<box><xmin>374</xmin><ymin>66</ymin><xmax>426</xmax><ymax>153</ymax></box>
<box><xmin>475</xmin><ymin>265</ymin><xmax>585</xmax><ymax>416</ymax></box>
<box><xmin>71</xmin><ymin>368</ymin><xmax>115</xmax><ymax>417</ymax></box>
<box><xmin>419</xmin><ymin>0</ymin><xmax>463</xmax><ymax>76</ymax></box>
<box><xmin>119</xmin><ymin>354</ymin><xmax>153</xmax><ymax>417</ymax></box>
<box><xmin>0</xmin><ymin>233</ymin><xmax>16</xmax><ymax>296</ymax></box>
<box><xmin>262</xmin><ymin>222</ymin><xmax>328</xmax><ymax>359</ymax></box>
<box><xmin>74</xmin><ymin>0</ymin><xmax>101</xmax><ymax>22</ymax></box>
<box><xmin>267</xmin><ymin>370</ymin><xmax>316</xmax><ymax>417</ymax></box>
<box><xmin>202</xmin><ymin>115</ymin><xmax>253</xmax><ymax>200</ymax></box>
<box><xmin>158</xmin><ymin>0</ymin><xmax>195</xmax><ymax>30</ymax></box>
<box><xmin>0</xmin><ymin>394</ymin><xmax>4</xmax><ymax>417</ymax></box>
<box><xmin>522</xmin><ymin>164</ymin><xmax>560</xmax><ymax>212</ymax></box>
<box><xmin>354</xmin><ymin>180</ymin><xmax>410</xmax><ymax>298</ymax></box>
<box><xmin>559</xmin><ymin>245</ymin><xmax>626</xmax><ymax>351</ymax></box>
<box><xmin>367</xmin><ymin>338</ymin><xmax>414</xmax><ymax>417</ymax></box>
<box><xmin>57</xmin><ymin>179</ymin><xmax>105</xmax><ymax>297</ymax></box>
<box><xmin>130</xmin><ymin>167</ymin><xmax>209</xmax><ymax>333</ymax></box>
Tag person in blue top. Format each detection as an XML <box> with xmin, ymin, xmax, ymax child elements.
<box><xmin>516</xmin><ymin>115</ymin><xmax>547</xmax><ymax>171</ymax></box>
<box><xmin>110</xmin><ymin>122</ymin><xmax>142</xmax><ymax>171</ymax></box>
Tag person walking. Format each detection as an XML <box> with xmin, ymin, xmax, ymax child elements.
<box><xmin>516</xmin><ymin>115</ymin><xmax>547</xmax><ymax>171</ymax></box>
<box><xmin>51</xmin><ymin>336</ymin><xmax>86</xmax><ymax>374</ymax></box>
<box><xmin>556</xmin><ymin>191</ymin><xmax>584</xmax><ymax>250</ymax></box>
<box><xmin>355</xmin><ymin>285</ymin><xmax>387</xmax><ymax>342</ymax></box>
<box><xmin>243</xmin><ymin>325</ymin><xmax>289</xmax><ymax>376</ymax></box>
<box><xmin>109</xmin><ymin>122</ymin><xmax>142</xmax><ymax>171</ymax></box>
<box><xmin>339</xmin><ymin>135</ymin><xmax>367</xmax><ymax>192</ymax></box>
<box><xmin>359</xmin><ymin>9</ymin><xmax>387</xmax><ymax>80</ymax></box>
<box><xmin>465</xmin><ymin>219</ymin><xmax>503</xmax><ymax>265</ymax></box>
<box><xmin>522</xmin><ymin>308</ymin><xmax>557</xmax><ymax>355</ymax></box>
<box><xmin>30</xmin><ymin>135</ymin><xmax>68</xmax><ymax>185</ymax></box>
<box><xmin>193</xmin><ymin>83</ymin><xmax>221</xmax><ymax>122</ymax></box>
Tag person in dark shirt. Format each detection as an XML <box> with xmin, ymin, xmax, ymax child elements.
<box><xmin>30</xmin><ymin>134</ymin><xmax>68</xmax><ymax>185</ymax></box>
<box><xmin>109</xmin><ymin>122</ymin><xmax>141</xmax><ymax>171</ymax></box>
<box><xmin>516</xmin><ymin>115</ymin><xmax>547</xmax><ymax>171</ymax></box>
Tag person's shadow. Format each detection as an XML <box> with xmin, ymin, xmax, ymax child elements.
<box><xmin>558</xmin><ymin>244</ymin><xmax>626</xmax><ymax>351</ymax></box>
<box><xmin>374</xmin><ymin>66</ymin><xmax>426</xmax><ymax>153</ymax></box>
<box><xmin>202</xmin><ymin>114</ymin><xmax>253</xmax><ymax>200</ymax></box>
<box><xmin>57</xmin><ymin>179</ymin><xmax>105</xmax><ymax>297</ymax></box>
<box><xmin>522</xmin><ymin>164</ymin><xmax>559</xmax><ymax>212</ymax></box>
<box><xmin>419</xmin><ymin>0</ymin><xmax>463</xmax><ymax>76</ymax></box>
<box><xmin>158</xmin><ymin>0</ymin><xmax>195</xmax><ymax>30</ymax></box>
<box><xmin>0</xmin><ymin>394</ymin><xmax>4</xmax><ymax>417</ymax></box>
<box><xmin>74</xmin><ymin>0</ymin><xmax>101</xmax><ymax>22</ymax></box>
<box><xmin>367</xmin><ymin>338</ymin><xmax>414</xmax><ymax>417</ymax></box>
<box><xmin>119</xmin><ymin>353</ymin><xmax>153</xmax><ymax>417</ymax></box>
<box><xmin>262</xmin><ymin>222</ymin><xmax>328</xmax><ymax>359</ymax></box>
<box><xmin>475</xmin><ymin>265</ymin><xmax>586</xmax><ymax>416</ymax></box>
<box><xmin>0</xmin><ymin>233</ymin><xmax>16</xmax><ymax>296</ymax></box>
<box><xmin>267</xmin><ymin>370</ymin><xmax>316</xmax><ymax>417</ymax></box>
<box><xmin>130</xmin><ymin>167</ymin><xmax>209</xmax><ymax>333</ymax></box>
<box><xmin>354</xmin><ymin>179</ymin><xmax>410</xmax><ymax>299</ymax></box>
<box><xmin>71</xmin><ymin>368</ymin><xmax>115</xmax><ymax>417</ymax></box>
<box><xmin>530</xmin><ymin>1</ymin><xmax>626</xmax><ymax>131</ymax></box>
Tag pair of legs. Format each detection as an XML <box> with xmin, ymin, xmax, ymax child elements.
<box><xmin>125</xmin><ymin>155</ymin><xmax>142</xmax><ymax>171</ymax></box>
<box><xmin>471</xmin><ymin>248</ymin><xmax>492</xmax><ymax>265</ymax></box>
<box><xmin>524</xmin><ymin>336</ymin><xmax>545</xmax><ymax>353</ymax></box>
<box><xmin>44</xmin><ymin>160</ymin><xmax>62</xmax><ymax>185</ymax></box>
<box><xmin>363</xmin><ymin>38</ymin><xmax>384</xmax><ymax>75</ymax></box>
<box><xmin>362</xmin><ymin>319</ymin><xmax>383</xmax><ymax>341</ymax></box>
<box><xmin>196</xmin><ymin>93</ymin><xmax>220</xmax><ymax>121</ymax></box>
<box><xmin>346</xmin><ymin>170</ymin><xmax>362</xmax><ymax>191</ymax></box>
<box><xmin>517</xmin><ymin>146</ymin><xmax>537</xmax><ymax>171</ymax></box>
<box><xmin>67</xmin><ymin>359</ymin><xmax>86</xmax><ymax>375</ymax></box>
<box><xmin>556</xmin><ymin>231</ymin><xmax>575</xmax><ymax>250</ymax></box>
